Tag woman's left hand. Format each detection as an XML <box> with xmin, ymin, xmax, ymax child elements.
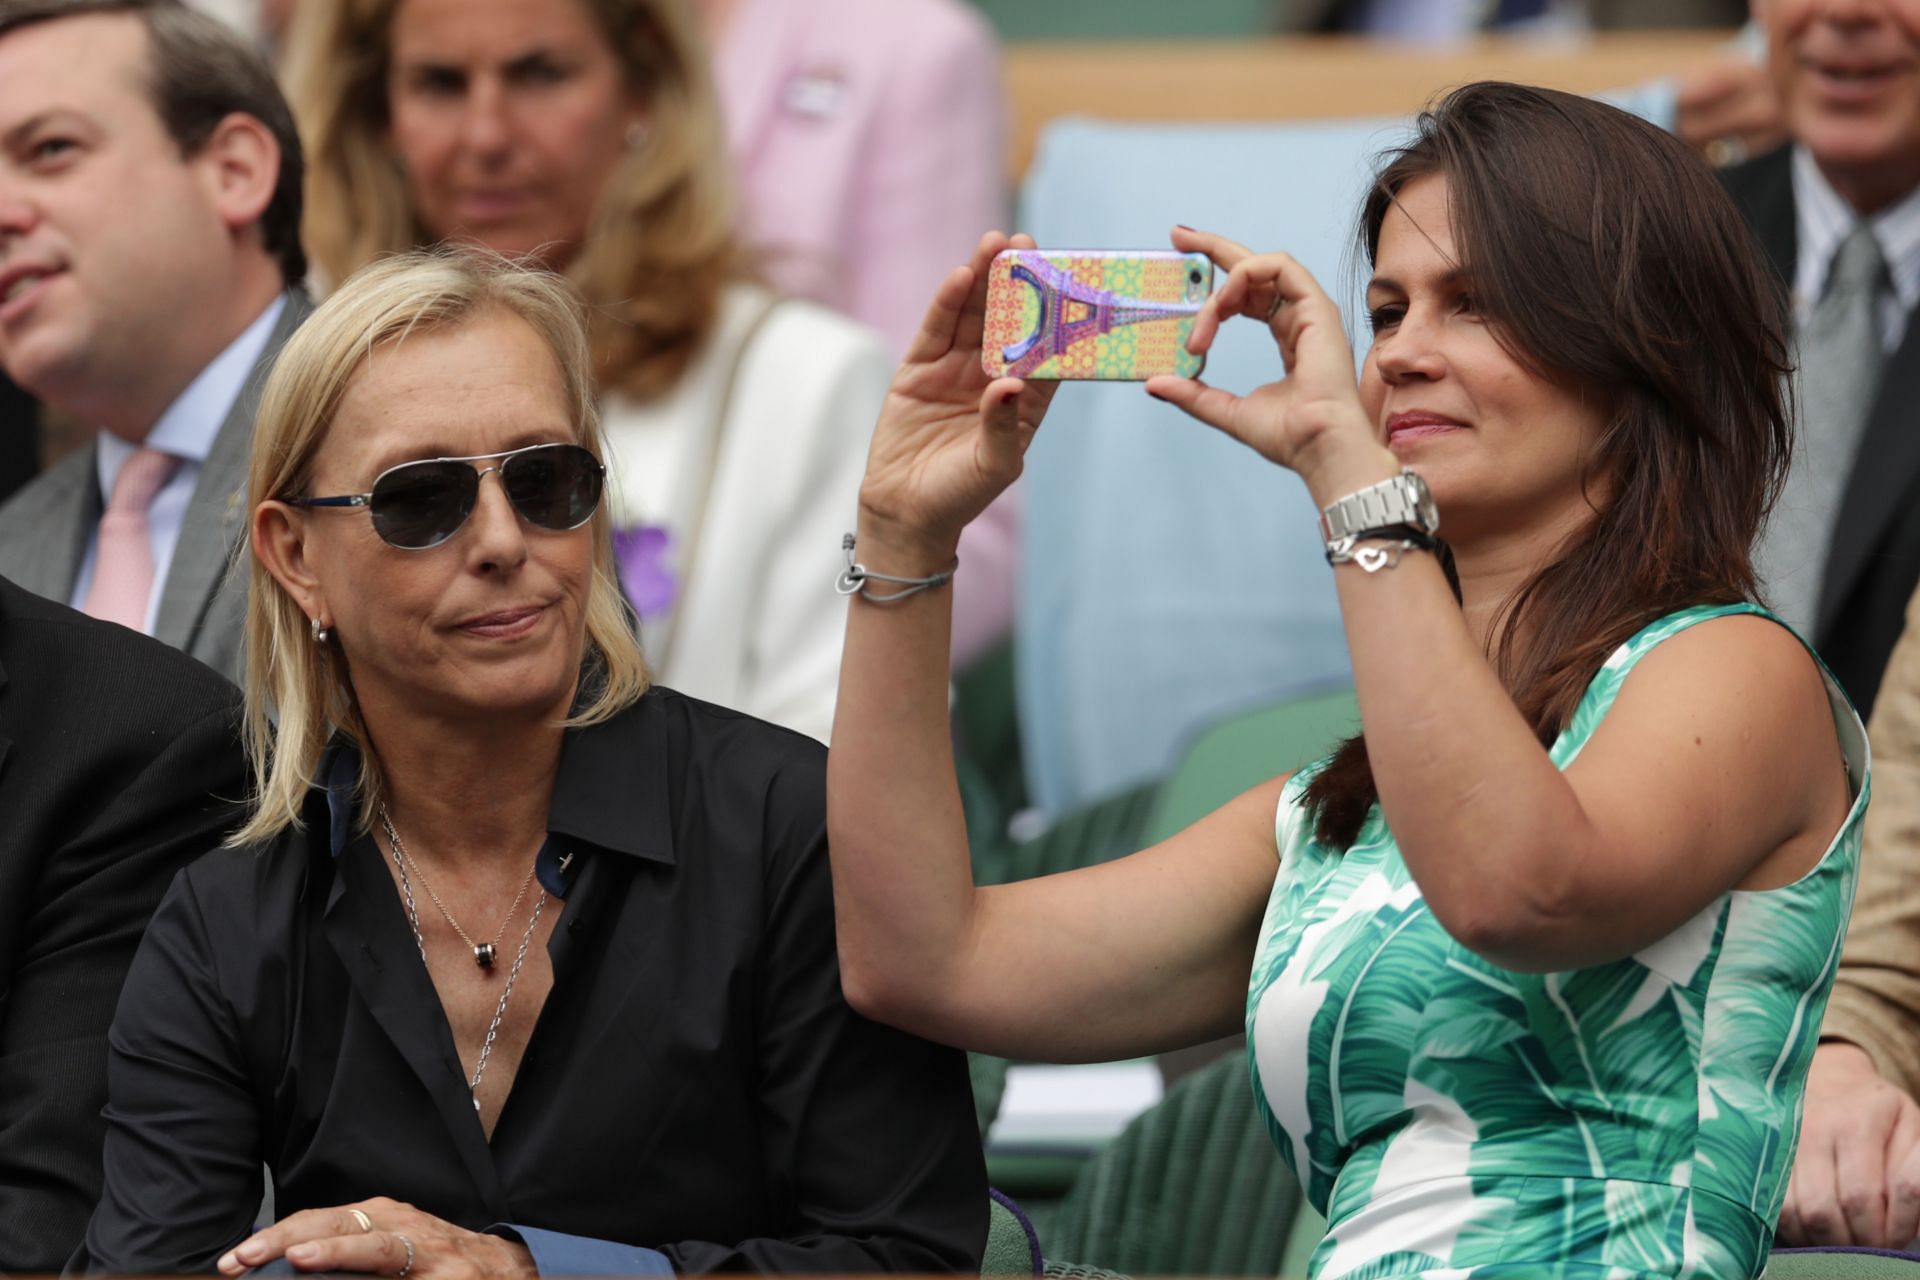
<box><xmin>1147</xmin><ymin>227</ymin><xmax>1395</xmax><ymax>503</ymax></box>
<box><xmin>216</xmin><ymin>1199</ymin><xmax>536</xmax><ymax>1279</ymax></box>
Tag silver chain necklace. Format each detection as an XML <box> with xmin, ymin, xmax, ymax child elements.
<box><xmin>378</xmin><ymin>804</ymin><xmax>547</xmax><ymax>1110</ymax></box>
<box><xmin>378</xmin><ymin>806</ymin><xmax>535</xmax><ymax>970</ymax></box>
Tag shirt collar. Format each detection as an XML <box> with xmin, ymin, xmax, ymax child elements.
<box><xmin>1791</xmin><ymin>145</ymin><xmax>1920</xmax><ymax>314</ymax></box>
<box><xmin>317</xmin><ymin>693</ymin><xmax>678</xmax><ymax>886</ymax></box>
<box><xmin>95</xmin><ymin>294</ymin><xmax>288</xmax><ymax>489</ymax></box>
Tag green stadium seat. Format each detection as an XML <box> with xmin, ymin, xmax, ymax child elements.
<box><xmin>1142</xmin><ymin>686</ymin><xmax>1358</xmax><ymax>846</ymax></box>
<box><xmin>1040</xmin><ymin>1051</ymin><xmax>1305</xmax><ymax>1276</ymax></box>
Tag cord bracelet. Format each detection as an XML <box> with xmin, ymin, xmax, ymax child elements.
<box><xmin>1325</xmin><ymin>523</ymin><xmax>1442</xmax><ymax>573</ymax></box>
<box><xmin>836</xmin><ymin>533</ymin><xmax>958</xmax><ymax>603</ymax></box>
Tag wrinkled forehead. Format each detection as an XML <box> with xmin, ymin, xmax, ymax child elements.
<box><xmin>317</xmin><ymin>312</ymin><xmax>581</xmax><ymax>484</ymax></box>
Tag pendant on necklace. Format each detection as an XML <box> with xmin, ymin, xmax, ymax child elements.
<box><xmin>474</xmin><ymin>943</ymin><xmax>497</xmax><ymax>969</ymax></box>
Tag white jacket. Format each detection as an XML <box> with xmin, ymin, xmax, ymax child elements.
<box><xmin>600</xmin><ymin>283</ymin><xmax>889</xmax><ymax>743</ymax></box>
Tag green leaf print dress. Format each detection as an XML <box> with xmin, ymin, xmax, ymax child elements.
<box><xmin>1246</xmin><ymin>605</ymin><xmax>1869</xmax><ymax>1279</ymax></box>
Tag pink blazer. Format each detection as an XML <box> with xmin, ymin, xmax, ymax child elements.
<box><xmin>714</xmin><ymin>0</ymin><xmax>1008</xmax><ymax>356</ymax></box>
<box><xmin>715</xmin><ymin>0</ymin><xmax>1018</xmax><ymax>667</ymax></box>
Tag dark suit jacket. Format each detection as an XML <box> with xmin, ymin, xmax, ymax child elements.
<box><xmin>1723</xmin><ymin>146</ymin><xmax>1920</xmax><ymax>717</ymax></box>
<box><xmin>0</xmin><ymin>576</ymin><xmax>247</xmax><ymax>1273</ymax></box>
<box><xmin>0</xmin><ymin>373</ymin><xmax>39</xmax><ymax>504</ymax></box>
<box><xmin>0</xmin><ymin>292</ymin><xmax>311</xmax><ymax>684</ymax></box>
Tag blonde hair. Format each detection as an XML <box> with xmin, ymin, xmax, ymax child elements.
<box><xmin>232</xmin><ymin>248</ymin><xmax>650</xmax><ymax>847</ymax></box>
<box><xmin>282</xmin><ymin>0</ymin><xmax>738</xmax><ymax>401</ymax></box>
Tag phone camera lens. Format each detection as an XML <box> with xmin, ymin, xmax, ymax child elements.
<box><xmin>1188</xmin><ymin>269</ymin><xmax>1202</xmax><ymax>284</ymax></box>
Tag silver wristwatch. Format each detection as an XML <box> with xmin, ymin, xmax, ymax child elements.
<box><xmin>1319</xmin><ymin>469</ymin><xmax>1439</xmax><ymax>546</ymax></box>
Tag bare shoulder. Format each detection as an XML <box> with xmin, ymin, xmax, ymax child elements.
<box><xmin>1598</xmin><ymin>612</ymin><xmax>1839</xmax><ymax>765</ymax></box>
<box><xmin>1585</xmin><ymin>611</ymin><xmax>1850</xmax><ymax>884</ymax></box>
<box><xmin>1613</xmin><ymin>612</ymin><xmax>1832</xmax><ymax>729</ymax></box>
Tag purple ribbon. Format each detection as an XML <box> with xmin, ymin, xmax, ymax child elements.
<box><xmin>613</xmin><ymin>524</ymin><xmax>678</xmax><ymax>619</ymax></box>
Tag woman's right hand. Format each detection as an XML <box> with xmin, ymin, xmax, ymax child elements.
<box><xmin>857</xmin><ymin>232</ymin><xmax>1058</xmax><ymax>562</ymax></box>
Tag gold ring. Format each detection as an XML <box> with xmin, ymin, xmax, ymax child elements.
<box><xmin>348</xmin><ymin>1209</ymin><xmax>374</xmax><ymax>1234</ymax></box>
<box><xmin>1266</xmin><ymin>293</ymin><xmax>1287</xmax><ymax>321</ymax></box>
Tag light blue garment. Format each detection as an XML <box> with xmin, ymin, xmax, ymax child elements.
<box><xmin>1014</xmin><ymin>115</ymin><xmax>1400</xmax><ymax>815</ymax></box>
<box><xmin>71</xmin><ymin>295</ymin><xmax>285</xmax><ymax>633</ymax></box>
<box><xmin>1013</xmin><ymin>91</ymin><xmax>1679</xmax><ymax>817</ymax></box>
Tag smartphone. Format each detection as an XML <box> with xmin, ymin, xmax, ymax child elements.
<box><xmin>981</xmin><ymin>248</ymin><xmax>1212</xmax><ymax>381</ymax></box>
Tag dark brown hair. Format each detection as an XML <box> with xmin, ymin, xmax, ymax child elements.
<box><xmin>1301</xmin><ymin>81</ymin><xmax>1794</xmax><ymax>850</ymax></box>
<box><xmin>0</xmin><ymin>0</ymin><xmax>306</xmax><ymax>283</ymax></box>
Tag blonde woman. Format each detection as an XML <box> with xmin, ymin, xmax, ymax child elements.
<box><xmin>71</xmin><ymin>251</ymin><xmax>984</xmax><ymax>1275</ymax></box>
<box><xmin>285</xmin><ymin>0</ymin><xmax>891</xmax><ymax>741</ymax></box>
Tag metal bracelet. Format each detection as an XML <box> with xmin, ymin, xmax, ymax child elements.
<box><xmin>835</xmin><ymin>533</ymin><xmax>957</xmax><ymax>604</ymax></box>
<box><xmin>1325</xmin><ymin>526</ymin><xmax>1439</xmax><ymax>573</ymax></box>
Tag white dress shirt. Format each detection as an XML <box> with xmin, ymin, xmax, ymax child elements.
<box><xmin>1792</xmin><ymin>145</ymin><xmax>1920</xmax><ymax>348</ymax></box>
<box><xmin>71</xmin><ymin>296</ymin><xmax>285</xmax><ymax>635</ymax></box>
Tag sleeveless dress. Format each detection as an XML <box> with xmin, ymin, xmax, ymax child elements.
<box><xmin>1246</xmin><ymin>605</ymin><xmax>1869</xmax><ymax>1279</ymax></box>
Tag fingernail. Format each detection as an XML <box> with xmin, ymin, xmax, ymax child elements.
<box><xmin>288</xmin><ymin>1244</ymin><xmax>319</xmax><ymax>1263</ymax></box>
<box><xmin>1174</xmin><ymin>224</ymin><xmax>1193</xmax><ymax>231</ymax></box>
<box><xmin>217</xmin><ymin>1253</ymin><xmax>238</xmax><ymax>1273</ymax></box>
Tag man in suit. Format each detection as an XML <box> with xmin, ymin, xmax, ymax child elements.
<box><xmin>0</xmin><ymin>0</ymin><xmax>310</xmax><ymax>682</ymax></box>
<box><xmin>0</xmin><ymin>2</ymin><xmax>283</xmax><ymax>1266</ymax></box>
<box><xmin>1728</xmin><ymin>0</ymin><xmax>1920</xmax><ymax>1250</ymax></box>
<box><xmin>1719</xmin><ymin>0</ymin><xmax>1920</xmax><ymax>719</ymax></box>
<box><xmin>0</xmin><ymin>576</ymin><xmax>245</xmax><ymax>1271</ymax></box>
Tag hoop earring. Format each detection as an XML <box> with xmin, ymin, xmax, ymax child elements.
<box><xmin>311</xmin><ymin>617</ymin><xmax>332</xmax><ymax>645</ymax></box>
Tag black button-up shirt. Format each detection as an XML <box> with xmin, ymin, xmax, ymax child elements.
<box><xmin>74</xmin><ymin>688</ymin><xmax>986</xmax><ymax>1273</ymax></box>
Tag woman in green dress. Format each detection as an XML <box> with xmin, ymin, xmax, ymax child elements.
<box><xmin>826</xmin><ymin>82</ymin><xmax>1867</xmax><ymax>1278</ymax></box>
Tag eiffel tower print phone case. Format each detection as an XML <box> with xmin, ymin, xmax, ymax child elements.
<box><xmin>981</xmin><ymin>248</ymin><xmax>1213</xmax><ymax>381</ymax></box>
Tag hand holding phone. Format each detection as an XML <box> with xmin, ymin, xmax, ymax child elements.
<box><xmin>981</xmin><ymin>249</ymin><xmax>1213</xmax><ymax>382</ymax></box>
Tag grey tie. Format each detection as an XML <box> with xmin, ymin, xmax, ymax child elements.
<box><xmin>1757</xmin><ymin>223</ymin><xmax>1889</xmax><ymax>636</ymax></box>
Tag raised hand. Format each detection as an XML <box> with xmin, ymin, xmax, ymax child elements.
<box><xmin>1146</xmin><ymin>227</ymin><xmax>1393</xmax><ymax>505</ymax></box>
<box><xmin>216</xmin><ymin>1197</ymin><xmax>535</xmax><ymax>1279</ymax></box>
<box><xmin>858</xmin><ymin>232</ymin><xmax>1057</xmax><ymax>562</ymax></box>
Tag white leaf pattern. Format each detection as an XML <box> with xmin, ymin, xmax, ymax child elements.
<box><xmin>1247</xmin><ymin>604</ymin><xmax>1867</xmax><ymax>1278</ymax></box>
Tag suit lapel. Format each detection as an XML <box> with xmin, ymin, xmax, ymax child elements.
<box><xmin>0</xmin><ymin>592</ymin><xmax>15</xmax><ymax>788</ymax></box>
<box><xmin>1736</xmin><ymin>147</ymin><xmax>1798</xmax><ymax>293</ymax></box>
<box><xmin>152</xmin><ymin>291</ymin><xmax>312</xmax><ymax>652</ymax></box>
<box><xmin>1819</xmin><ymin>316</ymin><xmax>1920</xmax><ymax>637</ymax></box>
<box><xmin>26</xmin><ymin>450</ymin><xmax>102</xmax><ymax>605</ymax></box>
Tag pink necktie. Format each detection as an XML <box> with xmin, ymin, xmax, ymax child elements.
<box><xmin>83</xmin><ymin>447</ymin><xmax>180</xmax><ymax>632</ymax></box>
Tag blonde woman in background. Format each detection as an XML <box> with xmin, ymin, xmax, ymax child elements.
<box><xmin>72</xmin><ymin>249</ymin><xmax>985</xmax><ymax>1274</ymax></box>
<box><xmin>284</xmin><ymin>0</ymin><xmax>880</xmax><ymax>742</ymax></box>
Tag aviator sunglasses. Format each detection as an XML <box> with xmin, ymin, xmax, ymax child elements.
<box><xmin>287</xmin><ymin>442</ymin><xmax>606</xmax><ymax>551</ymax></box>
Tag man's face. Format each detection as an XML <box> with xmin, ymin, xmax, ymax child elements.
<box><xmin>1764</xmin><ymin>0</ymin><xmax>1920</xmax><ymax>210</ymax></box>
<box><xmin>0</xmin><ymin>14</ymin><xmax>232</xmax><ymax>409</ymax></box>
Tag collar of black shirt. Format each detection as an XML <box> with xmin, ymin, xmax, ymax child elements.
<box><xmin>313</xmin><ymin>695</ymin><xmax>678</xmax><ymax>898</ymax></box>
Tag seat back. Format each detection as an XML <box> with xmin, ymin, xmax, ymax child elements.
<box><xmin>985</xmin><ymin>1189</ymin><xmax>1046</xmax><ymax>1276</ymax></box>
<box><xmin>1015</xmin><ymin>114</ymin><xmax>1404</xmax><ymax>816</ymax></box>
<box><xmin>1766</xmin><ymin>1250</ymin><xmax>1920</xmax><ymax>1278</ymax></box>
<box><xmin>1143</xmin><ymin>685</ymin><xmax>1360</xmax><ymax>846</ymax></box>
<box><xmin>1040</xmin><ymin>1051</ymin><xmax>1302</xmax><ymax>1276</ymax></box>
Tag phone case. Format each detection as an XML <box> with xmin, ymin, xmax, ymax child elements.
<box><xmin>981</xmin><ymin>249</ymin><xmax>1211</xmax><ymax>381</ymax></box>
